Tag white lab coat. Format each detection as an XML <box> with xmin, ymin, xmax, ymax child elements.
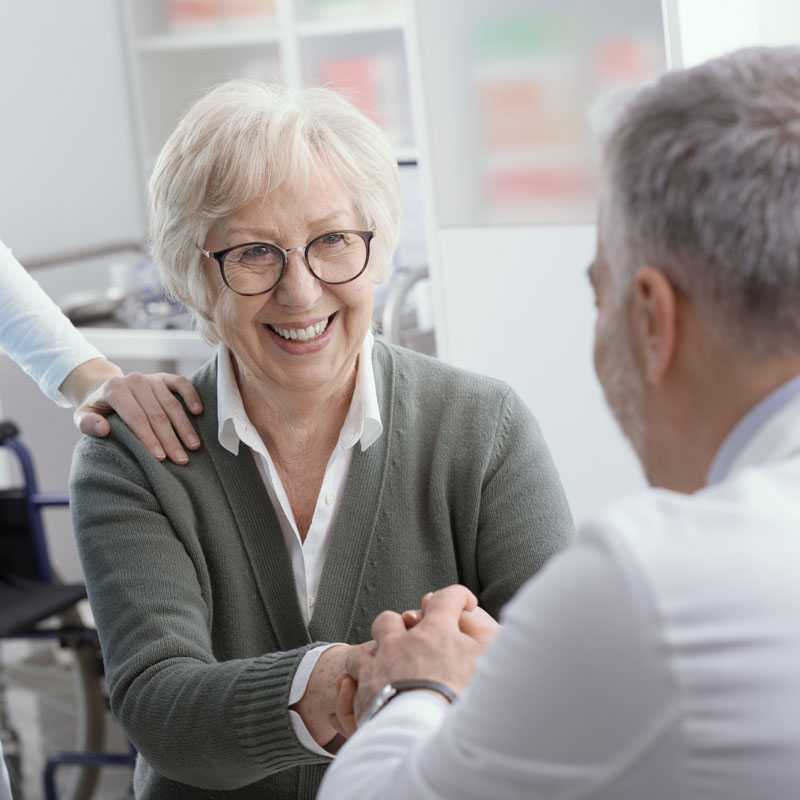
<box><xmin>319</xmin><ymin>383</ymin><xmax>800</xmax><ymax>800</ymax></box>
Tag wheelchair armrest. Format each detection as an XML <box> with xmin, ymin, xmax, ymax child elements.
<box><xmin>32</xmin><ymin>492</ymin><xmax>70</xmax><ymax>508</ymax></box>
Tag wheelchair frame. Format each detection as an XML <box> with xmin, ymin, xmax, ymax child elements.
<box><xmin>0</xmin><ymin>421</ymin><xmax>135</xmax><ymax>800</ymax></box>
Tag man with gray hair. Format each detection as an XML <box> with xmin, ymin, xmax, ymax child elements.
<box><xmin>317</xmin><ymin>46</ymin><xmax>800</xmax><ymax>800</ymax></box>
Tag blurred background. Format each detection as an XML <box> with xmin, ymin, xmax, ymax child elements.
<box><xmin>2</xmin><ymin>1</ymin><xmax>800</xmax><ymax>797</ymax></box>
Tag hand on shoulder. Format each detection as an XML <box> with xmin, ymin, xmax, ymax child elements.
<box><xmin>62</xmin><ymin>358</ymin><xmax>203</xmax><ymax>464</ymax></box>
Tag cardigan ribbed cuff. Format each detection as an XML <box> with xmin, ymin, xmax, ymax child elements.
<box><xmin>232</xmin><ymin>644</ymin><xmax>332</xmax><ymax>773</ymax></box>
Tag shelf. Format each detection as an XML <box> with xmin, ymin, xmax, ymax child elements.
<box><xmin>394</xmin><ymin>145</ymin><xmax>418</xmax><ymax>163</ymax></box>
<box><xmin>139</xmin><ymin>29</ymin><xmax>280</xmax><ymax>52</ymax></box>
<box><xmin>297</xmin><ymin>15</ymin><xmax>405</xmax><ymax>37</ymax></box>
<box><xmin>78</xmin><ymin>328</ymin><xmax>215</xmax><ymax>362</ymax></box>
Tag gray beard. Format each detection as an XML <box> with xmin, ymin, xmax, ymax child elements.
<box><xmin>596</xmin><ymin>313</ymin><xmax>647</xmax><ymax>468</ymax></box>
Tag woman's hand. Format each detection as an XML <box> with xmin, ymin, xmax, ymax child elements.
<box><xmin>290</xmin><ymin>642</ymin><xmax>374</xmax><ymax>750</ymax></box>
<box><xmin>61</xmin><ymin>358</ymin><xmax>203</xmax><ymax>464</ymax></box>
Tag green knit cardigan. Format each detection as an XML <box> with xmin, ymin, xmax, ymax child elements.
<box><xmin>70</xmin><ymin>341</ymin><xmax>573</xmax><ymax>799</ymax></box>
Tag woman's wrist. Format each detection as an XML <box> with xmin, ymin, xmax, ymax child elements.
<box><xmin>290</xmin><ymin>645</ymin><xmax>348</xmax><ymax>746</ymax></box>
<box><xmin>59</xmin><ymin>357</ymin><xmax>124</xmax><ymax>407</ymax></box>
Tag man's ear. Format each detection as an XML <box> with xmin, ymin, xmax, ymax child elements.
<box><xmin>630</xmin><ymin>266</ymin><xmax>678</xmax><ymax>384</ymax></box>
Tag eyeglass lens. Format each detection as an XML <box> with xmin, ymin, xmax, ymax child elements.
<box><xmin>222</xmin><ymin>231</ymin><xmax>368</xmax><ymax>294</ymax></box>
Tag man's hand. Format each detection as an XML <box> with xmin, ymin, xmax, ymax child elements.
<box><xmin>403</xmin><ymin>592</ymin><xmax>500</xmax><ymax>646</ymax></box>
<box><xmin>335</xmin><ymin>586</ymin><xmax>490</xmax><ymax>736</ymax></box>
<box><xmin>63</xmin><ymin>359</ymin><xmax>203</xmax><ymax>464</ymax></box>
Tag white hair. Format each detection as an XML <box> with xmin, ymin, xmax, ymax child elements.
<box><xmin>148</xmin><ymin>80</ymin><xmax>402</xmax><ymax>343</ymax></box>
<box><xmin>602</xmin><ymin>46</ymin><xmax>800</xmax><ymax>359</ymax></box>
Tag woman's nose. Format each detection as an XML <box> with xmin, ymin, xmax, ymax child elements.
<box><xmin>273</xmin><ymin>250</ymin><xmax>322</xmax><ymax>310</ymax></box>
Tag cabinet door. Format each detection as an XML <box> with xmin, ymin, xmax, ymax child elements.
<box><xmin>410</xmin><ymin>0</ymin><xmax>667</xmax><ymax>228</ymax></box>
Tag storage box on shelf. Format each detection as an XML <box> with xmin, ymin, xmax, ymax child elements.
<box><xmin>299</xmin><ymin>28</ymin><xmax>411</xmax><ymax>150</ymax></box>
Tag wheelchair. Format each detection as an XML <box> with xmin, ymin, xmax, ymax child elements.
<box><xmin>0</xmin><ymin>421</ymin><xmax>135</xmax><ymax>800</ymax></box>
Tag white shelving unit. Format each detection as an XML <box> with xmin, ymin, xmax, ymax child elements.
<box><xmin>118</xmin><ymin>0</ymin><xmax>416</xmax><ymax>189</ymax></box>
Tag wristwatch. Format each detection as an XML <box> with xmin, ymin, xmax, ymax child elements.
<box><xmin>358</xmin><ymin>679</ymin><xmax>458</xmax><ymax>727</ymax></box>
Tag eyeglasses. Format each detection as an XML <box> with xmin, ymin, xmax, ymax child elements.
<box><xmin>198</xmin><ymin>230</ymin><xmax>375</xmax><ymax>296</ymax></box>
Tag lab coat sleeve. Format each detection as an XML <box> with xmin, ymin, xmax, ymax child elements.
<box><xmin>0</xmin><ymin>237</ymin><xmax>102</xmax><ymax>404</ymax></box>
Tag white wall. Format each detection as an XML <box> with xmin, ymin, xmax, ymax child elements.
<box><xmin>675</xmin><ymin>0</ymin><xmax>800</xmax><ymax>67</ymax></box>
<box><xmin>435</xmin><ymin>225</ymin><xmax>645</xmax><ymax>524</ymax></box>
<box><xmin>0</xmin><ymin>1</ymin><xmax>143</xmax><ymax>262</ymax></box>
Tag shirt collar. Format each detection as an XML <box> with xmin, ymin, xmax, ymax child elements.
<box><xmin>707</xmin><ymin>373</ymin><xmax>800</xmax><ymax>485</ymax></box>
<box><xmin>216</xmin><ymin>329</ymin><xmax>382</xmax><ymax>456</ymax></box>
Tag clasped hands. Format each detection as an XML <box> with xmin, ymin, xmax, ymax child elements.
<box><xmin>291</xmin><ymin>585</ymin><xmax>500</xmax><ymax>751</ymax></box>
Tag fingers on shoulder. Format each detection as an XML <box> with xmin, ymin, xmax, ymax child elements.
<box><xmin>164</xmin><ymin>375</ymin><xmax>203</xmax><ymax>412</ymax></box>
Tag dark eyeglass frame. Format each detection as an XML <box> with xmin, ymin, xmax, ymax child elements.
<box><xmin>198</xmin><ymin>229</ymin><xmax>375</xmax><ymax>297</ymax></box>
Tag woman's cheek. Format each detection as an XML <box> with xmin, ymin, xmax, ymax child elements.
<box><xmin>212</xmin><ymin>290</ymin><xmax>243</xmax><ymax>348</ymax></box>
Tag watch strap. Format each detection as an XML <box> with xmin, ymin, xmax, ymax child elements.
<box><xmin>358</xmin><ymin>679</ymin><xmax>457</xmax><ymax>727</ymax></box>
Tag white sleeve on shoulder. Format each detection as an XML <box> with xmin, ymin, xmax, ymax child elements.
<box><xmin>319</xmin><ymin>524</ymin><xmax>683</xmax><ymax>800</ymax></box>
<box><xmin>0</xmin><ymin>238</ymin><xmax>103</xmax><ymax>405</ymax></box>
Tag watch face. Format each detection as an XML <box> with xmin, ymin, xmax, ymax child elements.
<box><xmin>359</xmin><ymin>683</ymin><xmax>397</xmax><ymax>727</ymax></box>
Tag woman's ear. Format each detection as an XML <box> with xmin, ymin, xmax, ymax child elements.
<box><xmin>630</xmin><ymin>265</ymin><xmax>678</xmax><ymax>385</ymax></box>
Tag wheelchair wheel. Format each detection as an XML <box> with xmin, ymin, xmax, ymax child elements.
<box><xmin>0</xmin><ymin>605</ymin><xmax>105</xmax><ymax>800</ymax></box>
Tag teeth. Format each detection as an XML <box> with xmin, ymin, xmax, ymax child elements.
<box><xmin>270</xmin><ymin>317</ymin><xmax>330</xmax><ymax>341</ymax></box>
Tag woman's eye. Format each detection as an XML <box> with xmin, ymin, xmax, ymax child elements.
<box><xmin>239</xmin><ymin>245</ymin><xmax>278</xmax><ymax>264</ymax></box>
<box><xmin>320</xmin><ymin>233</ymin><xmax>346</xmax><ymax>245</ymax></box>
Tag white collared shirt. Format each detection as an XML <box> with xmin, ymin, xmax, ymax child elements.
<box><xmin>707</xmin><ymin>373</ymin><xmax>800</xmax><ymax>484</ymax></box>
<box><xmin>216</xmin><ymin>329</ymin><xmax>382</xmax><ymax>755</ymax></box>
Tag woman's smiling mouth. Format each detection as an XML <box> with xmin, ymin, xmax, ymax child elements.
<box><xmin>267</xmin><ymin>314</ymin><xmax>333</xmax><ymax>342</ymax></box>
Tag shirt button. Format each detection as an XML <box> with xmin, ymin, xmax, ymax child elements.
<box><xmin>325</xmin><ymin>493</ymin><xmax>334</xmax><ymax>505</ymax></box>
<box><xmin>308</xmin><ymin>596</ymin><xmax>316</xmax><ymax>608</ymax></box>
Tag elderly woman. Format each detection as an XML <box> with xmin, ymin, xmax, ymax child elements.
<box><xmin>70</xmin><ymin>80</ymin><xmax>572</xmax><ymax>799</ymax></box>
